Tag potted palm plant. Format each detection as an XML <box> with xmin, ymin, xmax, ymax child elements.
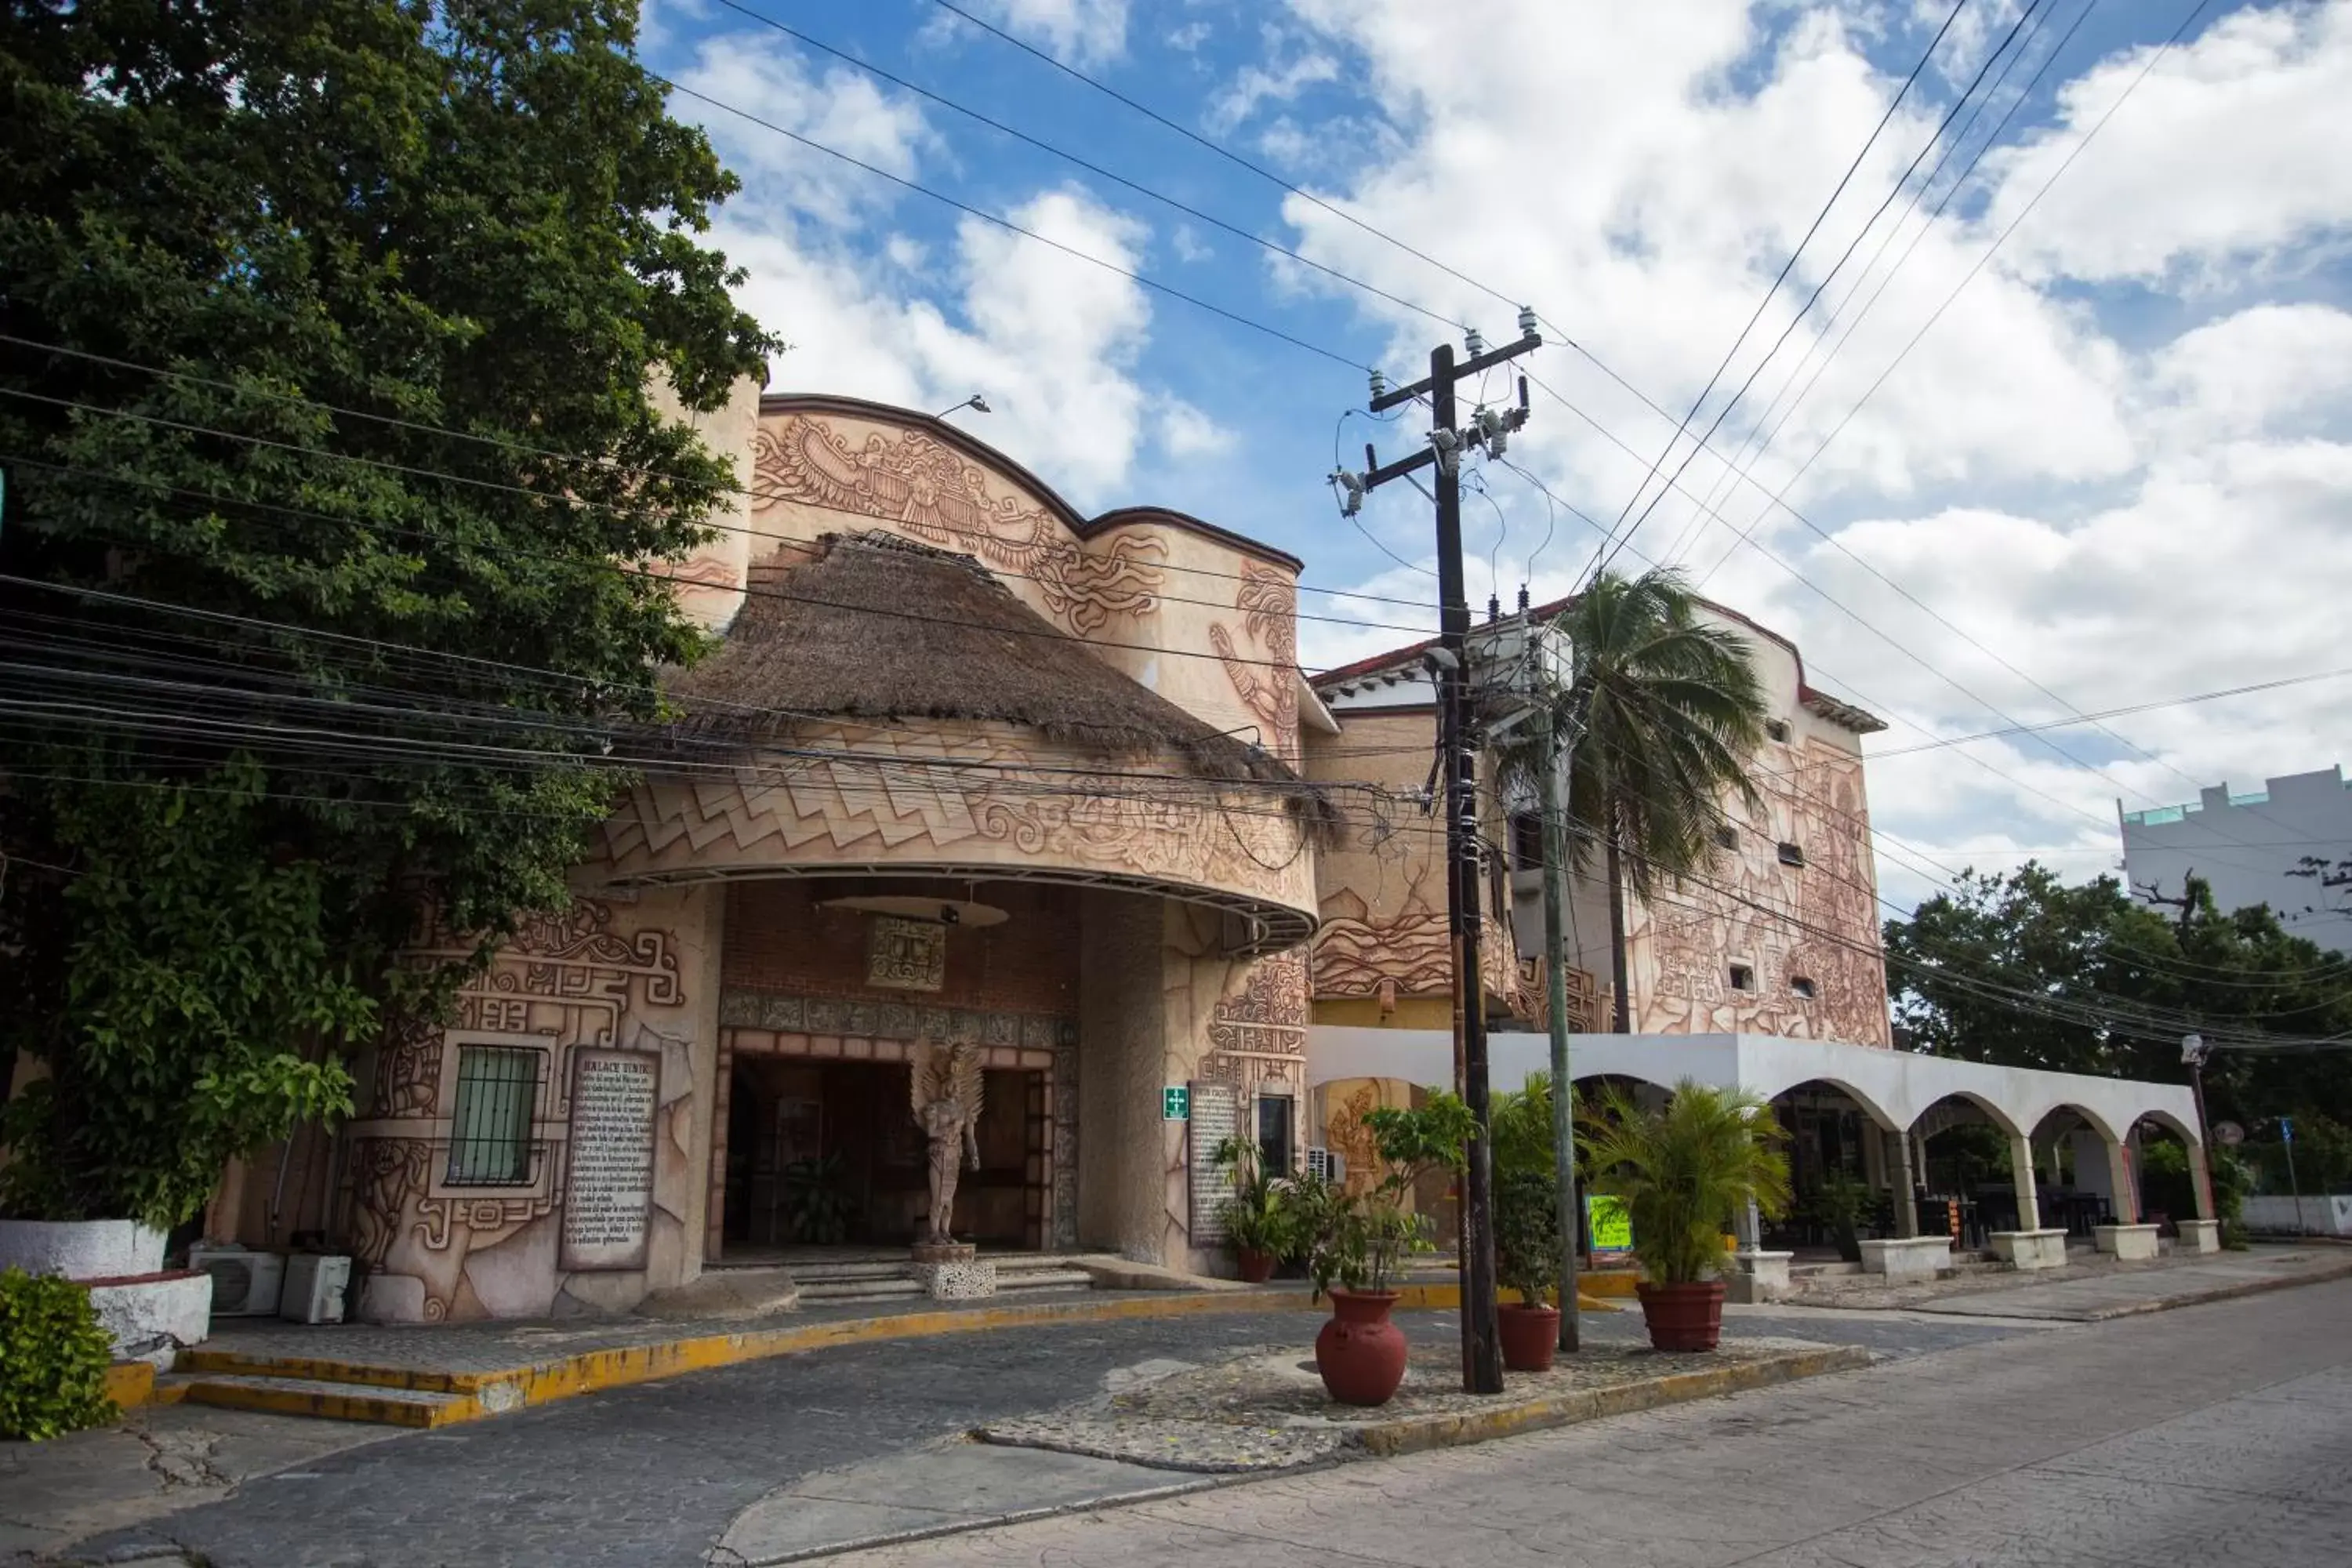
<box><xmin>1581</xmin><ymin>1079</ymin><xmax>1789</xmax><ymax>1352</ymax></box>
<box><xmin>1210</xmin><ymin>1135</ymin><xmax>1289</xmax><ymax>1283</ymax></box>
<box><xmin>1494</xmin><ymin>1167</ymin><xmax>1563</xmax><ymax>1370</ymax></box>
<box><xmin>1305</xmin><ymin>1094</ymin><xmax>1472</xmax><ymax>1406</ymax></box>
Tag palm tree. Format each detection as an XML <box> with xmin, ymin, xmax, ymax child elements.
<box><xmin>1497</xmin><ymin>567</ymin><xmax>1769</xmax><ymax>1032</ymax></box>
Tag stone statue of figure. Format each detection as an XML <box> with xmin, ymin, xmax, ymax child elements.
<box><xmin>909</xmin><ymin>1036</ymin><xmax>984</xmax><ymax>1247</ymax></box>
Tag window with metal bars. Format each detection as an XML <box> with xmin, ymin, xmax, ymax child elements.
<box><xmin>447</xmin><ymin>1046</ymin><xmax>540</xmax><ymax>1187</ymax></box>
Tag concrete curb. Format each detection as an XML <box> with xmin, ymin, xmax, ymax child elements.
<box><xmin>2074</xmin><ymin>1254</ymin><xmax>2352</xmax><ymax>1322</ymax></box>
<box><xmin>172</xmin><ymin>1285</ymin><xmax>1621</xmax><ymax>1427</ymax></box>
<box><xmin>1349</xmin><ymin>1344</ymin><xmax>1874</xmax><ymax>1456</ymax></box>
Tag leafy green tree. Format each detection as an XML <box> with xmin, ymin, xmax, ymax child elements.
<box><xmin>1498</xmin><ymin>568</ymin><xmax>1769</xmax><ymax>1031</ymax></box>
<box><xmin>1884</xmin><ymin>865</ymin><xmax>2352</xmax><ymax>1132</ymax></box>
<box><xmin>0</xmin><ymin>1</ymin><xmax>772</xmax><ymax>1225</ymax></box>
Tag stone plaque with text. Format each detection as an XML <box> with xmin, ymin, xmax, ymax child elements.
<box><xmin>559</xmin><ymin>1048</ymin><xmax>659</xmax><ymax>1272</ymax></box>
<box><xmin>1188</xmin><ymin>1081</ymin><xmax>1240</xmax><ymax>1244</ymax></box>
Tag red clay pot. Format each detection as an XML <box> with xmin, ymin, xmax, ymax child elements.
<box><xmin>1498</xmin><ymin>1301</ymin><xmax>1560</xmax><ymax>1371</ymax></box>
<box><xmin>1236</xmin><ymin>1247</ymin><xmax>1276</xmax><ymax>1284</ymax></box>
<box><xmin>1315</xmin><ymin>1288</ymin><xmax>1408</xmax><ymax>1406</ymax></box>
<box><xmin>1635</xmin><ymin>1279</ymin><xmax>1726</xmax><ymax>1352</ymax></box>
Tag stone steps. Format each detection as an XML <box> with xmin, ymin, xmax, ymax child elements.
<box><xmin>163</xmin><ymin>1370</ymin><xmax>474</xmax><ymax>1428</ymax></box>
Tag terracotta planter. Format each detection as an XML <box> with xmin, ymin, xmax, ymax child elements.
<box><xmin>1635</xmin><ymin>1279</ymin><xmax>1726</xmax><ymax>1352</ymax></box>
<box><xmin>1497</xmin><ymin>1301</ymin><xmax>1559</xmax><ymax>1371</ymax></box>
<box><xmin>1236</xmin><ymin>1247</ymin><xmax>1277</xmax><ymax>1284</ymax></box>
<box><xmin>1315</xmin><ymin>1288</ymin><xmax>1407</xmax><ymax>1406</ymax></box>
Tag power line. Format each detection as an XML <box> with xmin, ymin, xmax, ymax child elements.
<box><xmin>0</xmin><ymin>331</ymin><xmax>1447</xmax><ymax>629</ymax></box>
<box><xmin>1599</xmin><ymin>0</ymin><xmax>2047</xmax><ymax>578</ymax></box>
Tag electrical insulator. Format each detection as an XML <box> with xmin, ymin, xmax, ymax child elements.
<box><xmin>1328</xmin><ymin>468</ymin><xmax>1367</xmax><ymax>517</ymax></box>
<box><xmin>1518</xmin><ymin>305</ymin><xmax>1539</xmax><ymax>340</ymax></box>
<box><xmin>1368</xmin><ymin>367</ymin><xmax>1388</xmax><ymax>401</ymax></box>
<box><xmin>1428</xmin><ymin>426</ymin><xmax>1460</xmax><ymax>476</ymax></box>
<box><xmin>1464</xmin><ymin>327</ymin><xmax>1485</xmax><ymax>358</ymax></box>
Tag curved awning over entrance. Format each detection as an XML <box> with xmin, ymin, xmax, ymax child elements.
<box><xmin>586</xmin><ymin>532</ymin><xmax>1322</xmax><ymax>954</ymax></box>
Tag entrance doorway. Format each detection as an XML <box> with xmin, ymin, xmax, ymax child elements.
<box><xmin>722</xmin><ymin>1057</ymin><xmax>1043</xmax><ymax>1251</ymax></box>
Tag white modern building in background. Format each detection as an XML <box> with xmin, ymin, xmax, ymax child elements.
<box><xmin>2120</xmin><ymin>767</ymin><xmax>2352</xmax><ymax>956</ymax></box>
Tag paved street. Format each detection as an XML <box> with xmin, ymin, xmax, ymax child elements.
<box><xmin>829</xmin><ymin>1278</ymin><xmax>2352</xmax><ymax>1568</ymax></box>
<box><xmin>27</xmin><ymin>1305</ymin><xmax>2015</xmax><ymax>1567</ymax></box>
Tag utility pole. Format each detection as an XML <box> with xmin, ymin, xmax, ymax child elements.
<box><xmin>1538</xmin><ymin>698</ymin><xmax>1582</xmax><ymax>1353</ymax></box>
<box><xmin>1336</xmin><ymin>313</ymin><xmax>1540</xmax><ymax>1396</ymax></box>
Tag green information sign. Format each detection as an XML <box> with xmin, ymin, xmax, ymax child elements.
<box><xmin>1163</xmin><ymin>1085</ymin><xmax>1189</xmax><ymax>1121</ymax></box>
<box><xmin>1587</xmin><ymin>1193</ymin><xmax>1633</xmax><ymax>1258</ymax></box>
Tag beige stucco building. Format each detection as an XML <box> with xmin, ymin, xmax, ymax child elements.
<box><xmin>212</xmin><ymin>399</ymin><xmax>2221</xmax><ymax>1317</ymax></box>
<box><xmin>223</xmin><ymin>392</ymin><xmax>1325</xmax><ymax>1322</ymax></box>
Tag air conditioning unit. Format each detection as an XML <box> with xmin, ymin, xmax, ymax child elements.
<box><xmin>1306</xmin><ymin>1147</ymin><xmax>1346</xmax><ymax>1185</ymax></box>
<box><xmin>189</xmin><ymin>1245</ymin><xmax>284</xmax><ymax>1317</ymax></box>
<box><xmin>280</xmin><ymin>1254</ymin><xmax>352</xmax><ymax>1325</ymax></box>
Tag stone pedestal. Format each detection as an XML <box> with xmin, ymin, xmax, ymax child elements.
<box><xmin>1859</xmin><ymin>1236</ymin><xmax>1951</xmax><ymax>1285</ymax></box>
<box><xmin>1990</xmin><ymin>1229</ymin><xmax>2068</xmax><ymax>1270</ymax></box>
<box><xmin>2175</xmin><ymin>1218</ymin><xmax>2222</xmax><ymax>1255</ymax></box>
<box><xmin>2094</xmin><ymin>1222</ymin><xmax>2161</xmax><ymax>1261</ymax></box>
<box><xmin>1725</xmin><ymin>1250</ymin><xmax>1795</xmax><ymax>1304</ymax></box>
<box><xmin>910</xmin><ymin>1243</ymin><xmax>994</xmax><ymax>1300</ymax></box>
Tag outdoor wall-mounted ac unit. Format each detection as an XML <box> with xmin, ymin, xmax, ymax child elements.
<box><xmin>189</xmin><ymin>1246</ymin><xmax>285</xmax><ymax>1317</ymax></box>
<box><xmin>280</xmin><ymin>1254</ymin><xmax>352</xmax><ymax>1325</ymax></box>
<box><xmin>1306</xmin><ymin>1147</ymin><xmax>1346</xmax><ymax>1185</ymax></box>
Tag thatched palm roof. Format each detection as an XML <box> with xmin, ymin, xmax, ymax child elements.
<box><xmin>666</xmin><ymin>531</ymin><xmax>1303</xmax><ymax>787</ymax></box>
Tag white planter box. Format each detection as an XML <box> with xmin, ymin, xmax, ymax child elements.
<box><xmin>85</xmin><ymin>1272</ymin><xmax>213</xmax><ymax>1367</ymax></box>
<box><xmin>2175</xmin><ymin>1219</ymin><xmax>2221</xmax><ymax>1254</ymax></box>
<box><xmin>2241</xmin><ymin>1194</ymin><xmax>2352</xmax><ymax>1236</ymax></box>
<box><xmin>1859</xmin><ymin>1236</ymin><xmax>1951</xmax><ymax>1285</ymax></box>
<box><xmin>1726</xmin><ymin>1250</ymin><xmax>1795</xmax><ymax>1304</ymax></box>
<box><xmin>1990</xmin><ymin>1229</ymin><xmax>2068</xmax><ymax>1271</ymax></box>
<box><xmin>2093</xmin><ymin>1223</ymin><xmax>2161</xmax><ymax>1261</ymax></box>
<box><xmin>0</xmin><ymin>1218</ymin><xmax>166</xmax><ymax>1280</ymax></box>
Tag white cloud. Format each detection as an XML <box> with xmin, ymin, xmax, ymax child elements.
<box><xmin>1983</xmin><ymin>2</ymin><xmax>2352</xmax><ymax>286</ymax></box>
<box><xmin>954</xmin><ymin>0</ymin><xmax>1131</xmax><ymax>66</ymax></box>
<box><xmin>666</xmin><ymin>24</ymin><xmax>1182</xmax><ymax>508</ymax></box>
<box><xmin>1167</xmin><ymin>21</ymin><xmax>1213</xmax><ymax>53</ymax></box>
<box><xmin>1272</xmin><ymin>0</ymin><xmax>2352</xmax><ymax>911</ymax></box>
<box><xmin>1158</xmin><ymin>400</ymin><xmax>1236</xmax><ymax>458</ymax></box>
<box><xmin>2143</xmin><ymin>303</ymin><xmax>2352</xmax><ymax>440</ymax></box>
<box><xmin>673</xmin><ymin>34</ymin><xmax>931</xmax><ymax>228</ymax></box>
<box><xmin>1207</xmin><ymin>48</ymin><xmax>1341</xmax><ymax>135</ymax></box>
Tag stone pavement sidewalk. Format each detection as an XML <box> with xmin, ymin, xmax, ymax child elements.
<box><xmin>1794</xmin><ymin>1242</ymin><xmax>2352</xmax><ymax>1319</ymax></box>
<box><xmin>9</xmin><ymin>1305</ymin><xmax>2016</xmax><ymax>1568</ymax></box>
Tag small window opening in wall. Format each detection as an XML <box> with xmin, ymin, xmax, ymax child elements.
<box><xmin>1791</xmin><ymin>976</ymin><xmax>1818</xmax><ymax>1000</ymax></box>
<box><xmin>1257</xmin><ymin>1095</ymin><xmax>1296</xmax><ymax>1176</ymax></box>
<box><xmin>448</xmin><ymin>1045</ymin><xmax>539</xmax><ymax>1187</ymax></box>
<box><xmin>1714</xmin><ymin>824</ymin><xmax>1738</xmax><ymax>851</ymax></box>
<box><xmin>1512</xmin><ymin>811</ymin><xmax>1544</xmax><ymax>871</ymax></box>
<box><xmin>1729</xmin><ymin>964</ymin><xmax>1755</xmax><ymax>992</ymax></box>
<box><xmin>1777</xmin><ymin>841</ymin><xmax>1806</xmax><ymax>867</ymax></box>
<box><xmin>1766</xmin><ymin>719</ymin><xmax>1792</xmax><ymax>742</ymax></box>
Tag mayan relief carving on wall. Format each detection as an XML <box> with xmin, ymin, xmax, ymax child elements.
<box><xmin>1629</xmin><ymin>742</ymin><xmax>1890</xmax><ymax>1047</ymax></box>
<box><xmin>600</xmin><ymin>723</ymin><xmax>1317</xmax><ymax>927</ymax></box>
<box><xmin>753</xmin><ymin>415</ymin><xmax>1164</xmax><ymax>634</ymax></box>
<box><xmin>1210</xmin><ymin>563</ymin><xmax>1300</xmax><ymax>760</ymax></box>
<box><xmin>1312</xmin><ymin>865</ymin><xmax>1451</xmax><ymax>998</ymax></box>
<box><xmin>344</xmin><ymin>898</ymin><xmax>693</xmax><ymax>1321</ymax></box>
<box><xmin>1203</xmin><ymin>948</ymin><xmax>1309</xmax><ymax>1098</ymax></box>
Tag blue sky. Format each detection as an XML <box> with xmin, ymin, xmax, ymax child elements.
<box><xmin>637</xmin><ymin>0</ymin><xmax>2352</xmax><ymax>913</ymax></box>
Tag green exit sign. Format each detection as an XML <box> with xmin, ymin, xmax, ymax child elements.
<box><xmin>1163</xmin><ymin>1085</ymin><xmax>1189</xmax><ymax>1121</ymax></box>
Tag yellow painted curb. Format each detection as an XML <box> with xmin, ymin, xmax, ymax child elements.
<box><xmin>1352</xmin><ymin>1345</ymin><xmax>1872</xmax><ymax>1457</ymax></box>
<box><xmin>175</xmin><ymin>1283</ymin><xmax>1633</xmax><ymax>1428</ymax></box>
<box><xmin>103</xmin><ymin>1361</ymin><xmax>157</xmax><ymax>1410</ymax></box>
<box><xmin>179</xmin><ymin>1289</ymin><xmax>1338</xmax><ymax>1425</ymax></box>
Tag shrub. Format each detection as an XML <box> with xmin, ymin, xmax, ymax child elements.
<box><xmin>0</xmin><ymin>1269</ymin><xmax>116</xmax><ymax>1441</ymax></box>
<box><xmin>1495</xmin><ymin>1167</ymin><xmax>1562</xmax><ymax>1307</ymax></box>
